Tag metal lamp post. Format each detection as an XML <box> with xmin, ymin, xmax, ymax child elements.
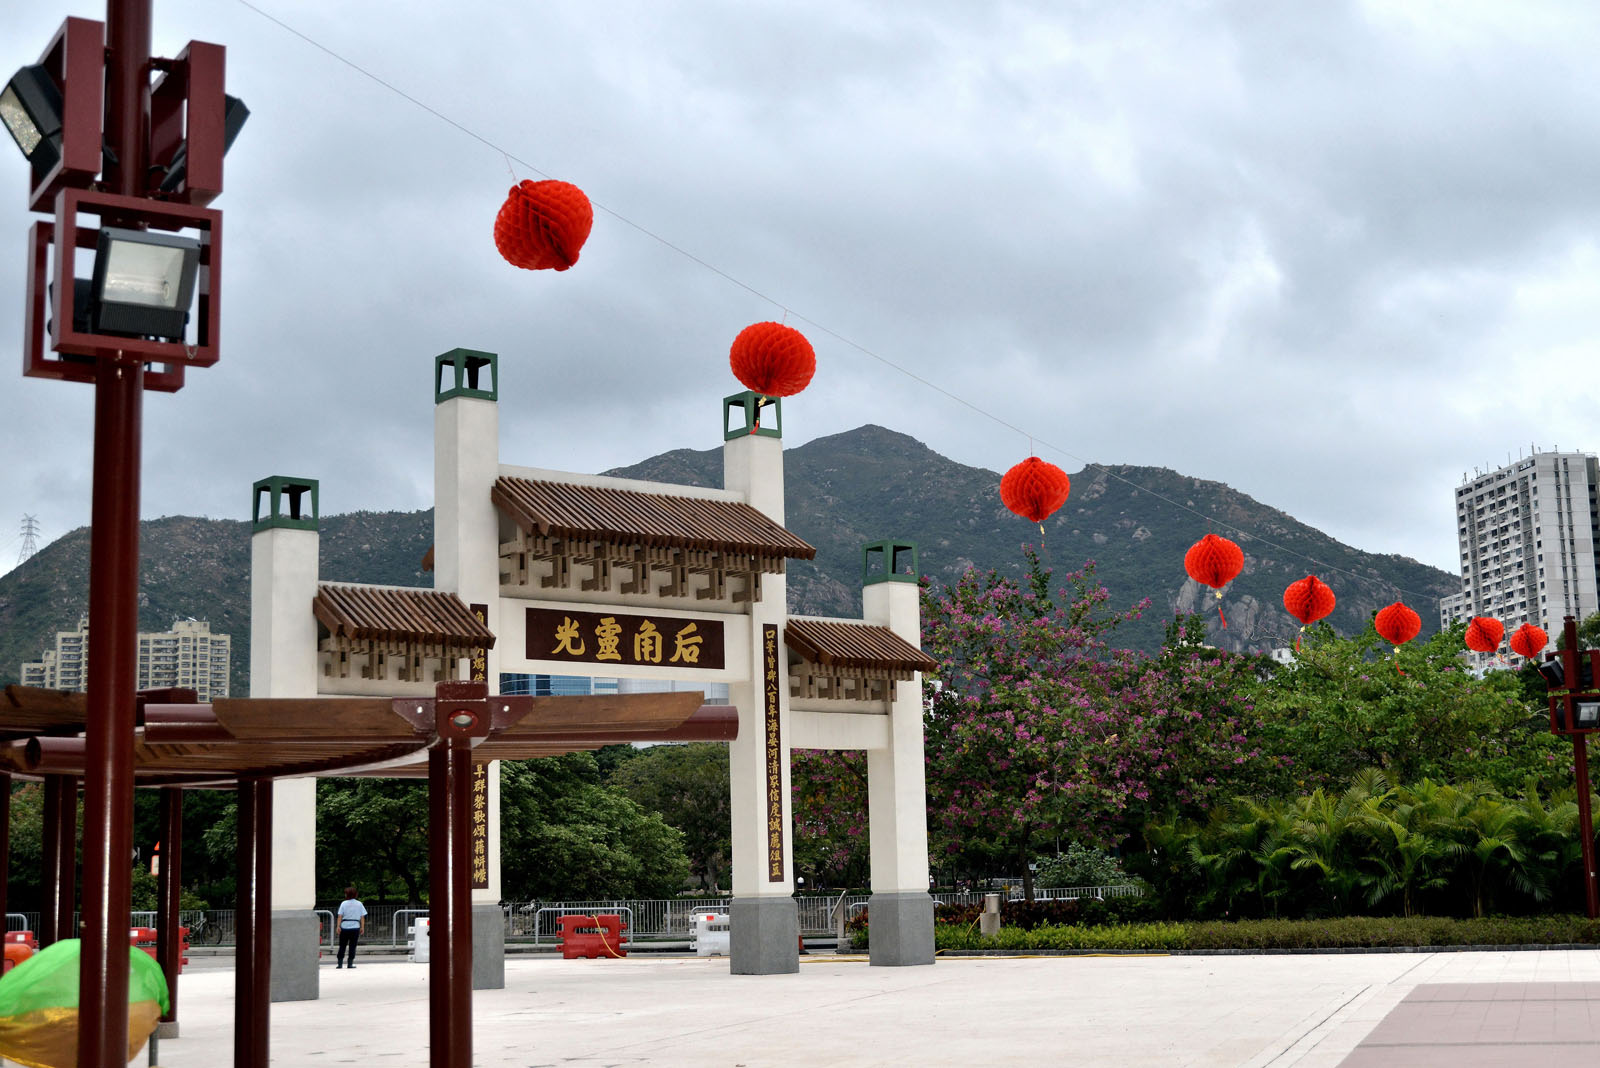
<box><xmin>6</xmin><ymin>3</ymin><xmax>242</xmax><ymax>1063</ymax></box>
<box><xmin>1540</xmin><ymin>616</ymin><xmax>1600</xmax><ymax>919</ymax></box>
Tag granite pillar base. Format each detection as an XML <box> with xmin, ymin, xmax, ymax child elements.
<box><xmin>269</xmin><ymin>910</ymin><xmax>321</xmax><ymax>1002</ymax></box>
<box><xmin>867</xmin><ymin>892</ymin><xmax>935</xmax><ymax>967</ymax></box>
<box><xmin>730</xmin><ymin>896</ymin><xmax>799</xmax><ymax>975</ymax></box>
<box><xmin>472</xmin><ymin>902</ymin><xmax>505</xmax><ymax>990</ymax></box>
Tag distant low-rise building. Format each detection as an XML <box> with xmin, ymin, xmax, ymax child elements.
<box><xmin>20</xmin><ymin>616</ymin><xmax>231</xmax><ymax>700</ymax></box>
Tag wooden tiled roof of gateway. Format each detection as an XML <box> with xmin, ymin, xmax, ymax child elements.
<box><xmin>313</xmin><ymin>585</ymin><xmax>495</xmax><ymax>647</ymax></box>
<box><xmin>492</xmin><ymin>476</ymin><xmax>815</xmax><ymax>560</ymax></box>
<box><xmin>785</xmin><ymin>618</ymin><xmax>937</xmax><ymax>673</ymax></box>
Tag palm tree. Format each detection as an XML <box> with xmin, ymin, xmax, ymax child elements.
<box><xmin>1459</xmin><ymin>795</ymin><xmax>1527</xmax><ymax>918</ymax></box>
<box><xmin>1506</xmin><ymin>779</ymin><xmax>1583</xmax><ymax>909</ymax></box>
<box><xmin>1279</xmin><ymin>779</ymin><xmax>1375</xmax><ymax>916</ymax></box>
<box><xmin>1355</xmin><ymin>781</ymin><xmax>1456</xmax><ymax>917</ymax></box>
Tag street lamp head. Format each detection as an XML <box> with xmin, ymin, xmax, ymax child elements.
<box><xmin>0</xmin><ymin>64</ymin><xmax>63</xmax><ymax>174</ymax></box>
<box><xmin>1578</xmin><ymin>701</ymin><xmax>1600</xmax><ymax>730</ymax></box>
<box><xmin>88</xmin><ymin>226</ymin><xmax>202</xmax><ymax>341</ymax></box>
<box><xmin>1538</xmin><ymin>658</ymin><xmax>1568</xmax><ymax>689</ymax></box>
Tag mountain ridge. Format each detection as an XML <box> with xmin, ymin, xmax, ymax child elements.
<box><xmin>0</xmin><ymin>425</ymin><xmax>1456</xmax><ymax>694</ymax></box>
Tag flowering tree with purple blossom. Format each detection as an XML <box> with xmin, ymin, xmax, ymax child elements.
<box><xmin>921</xmin><ymin>551</ymin><xmax>1277</xmax><ymax>901</ymax></box>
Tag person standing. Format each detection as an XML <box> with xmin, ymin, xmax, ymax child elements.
<box><xmin>335</xmin><ymin>886</ymin><xmax>367</xmax><ymax>969</ymax></box>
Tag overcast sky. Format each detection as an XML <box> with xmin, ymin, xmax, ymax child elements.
<box><xmin>4</xmin><ymin>0</ymin><xmax>1599</xmax><ymax>585</ymax></box>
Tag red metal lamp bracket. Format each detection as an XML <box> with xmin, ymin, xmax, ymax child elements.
<box><xmin>25</xmin><ymin>17</ymin><xmax>105</xmax><ymax>214</ymax></box>
<box><xmin>149</xmin><ymin>41</ymin><xmax>228</xmax><ymax>206</ymax></box>
<box><xmin>23</xmin><ymin>187</ymin><xmax>221</xmax><ymax>390</ymax></box>
<box><xmin>436</xmin><ymin>680</ymin><xmax>491</xmax><ymax>741</ymax></box>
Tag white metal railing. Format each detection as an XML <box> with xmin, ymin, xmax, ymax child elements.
<box><xmin>61</xmin><ymin>909</ymin><xmax>234</xmax><ymax>944</ymax></box>
<box><xmin>303</xmin><ymin>884</ymin><xmax>1151</xmax><ymax>949</ymax></box>
<box><xmin>390</xmin><ymin>909</ymin><xmax>430</xmax><ymax>946</ymax></box>
<box><xmin>314</xmin><ymin>910</ymin><xmax>336</xmax><ymax>950</ymax></box>
<box><xmin>1017</xmin><ymin>884</ymin><xmax>1144</xmax><ymax>901</ymax></box>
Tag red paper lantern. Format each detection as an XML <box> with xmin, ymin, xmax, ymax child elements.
<box><xmin>1463</xmin><ymin>616</ymin><xmax>1504</xmax><ymax>654</ymax></box>
<box><xmin>494</xmin><ymin>179</ymin><xmax>593</xmax><ymax>271</ymax></box>
<box><xmin>1374</xmin><ymin>601</ymin><xmax>1421</xmax><ymax>650</ymax></box>
<box><xmin>1184</xmin><ymin>534</ymin><xmax>1243</xmax><ymax>592</ymax></box>
<box><xmin>1184</xmin><ymin>534</ymin><xmax>1244</xmax><ymax>628</ymax></box>
<box><xmin>1000</xmin><ymin>457</ymin><xmax>1071</xmax><ymax>524</ymax></box>
<box><xmin>1509</xmin><ymin>622</ymin><xmax>1548</xmax><ymax>660</ymax></box>
<box><xmin>729</xmin><ymin>322</ymin><xmax>816</xmax><ymax>398</ymax></box>
<box><xmin>1283</xmin><ymin>575</ymin><xmax>1336</xmax><ymax>627</ymax></box>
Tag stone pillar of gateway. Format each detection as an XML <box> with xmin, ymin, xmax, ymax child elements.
<box><xmin>785</xmin><ymin>540</ymin><xmax>938</xmax><ymax>966</ymax></box>
<box><xmin>249</xmin><ymin>477</ymin><xmax>324</xmax><ymax>1002</ymax></box>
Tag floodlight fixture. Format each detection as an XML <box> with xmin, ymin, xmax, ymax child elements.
<box><xmin>1</xmin><ymin>64</ymin><xmax>63</xmax><ymax>174</ymax></box>
<box><xmin>88</xmin><ymin>226</ymin><xmax>201</xmax><ymax>341</ymax></box>
<box><xmin>1578</xmin><ymin>701</ymin><xmax>1600</xmax><ymax>730</ymax></box>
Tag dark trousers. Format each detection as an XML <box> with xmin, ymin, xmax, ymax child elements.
<box><xmin>338</xmin><ymin>926</ymin><xmax>361</xmax><ymax>965</ymax></box>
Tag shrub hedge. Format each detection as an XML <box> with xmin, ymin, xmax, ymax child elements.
<box><xmin>927</xmin><ymin>915</ymin><xmax>1600</xmax><ymax>953</ymax></box>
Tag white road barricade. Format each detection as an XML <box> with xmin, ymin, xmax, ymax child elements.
<box><xmin>692</xmin><ymin>913</ymin><xmax>730</xmax><ymax>957</ymax></box>
<box><xmin>409</xmin><ymin>918</ymin><xmax>431</xmax><ymax>963</ymax></box>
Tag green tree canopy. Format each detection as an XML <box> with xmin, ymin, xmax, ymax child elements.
<box><xmin>500</xmin><ymin>754</ymin><xmax>689</xmax><ymax>899</ymax></box>
<box><xmin>1252</xmin><ymin>623</ymin><xmax>1564</xmax><ymax>792</ymax></box>
<box><xmin>607</xmin><ymin>742</ymin><xmax>731</xmax><ymax>891</ymax></box>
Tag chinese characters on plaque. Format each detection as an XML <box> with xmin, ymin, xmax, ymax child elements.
<box><xmin>526</xmin><ymin>607</ymin><xmax>726</xmax><ymax>670</ymax></box>
<box><xmin>764</xmin><ymin>623</ymin><xmax>783</xmax><ymax>881</ymax></box>
<box><xmin>471</xmin><ymin>761</ymin><xmax>489</xmax><ymax>889</ymax></box>
<box><xmin>470</xmin><ymin>603</ymin><xmax>490</xmax><ymax>890</ymax></box>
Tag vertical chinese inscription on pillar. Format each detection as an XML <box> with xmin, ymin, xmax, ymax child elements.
<box><xmin>763</xmin><ymin>622</ymin><xmax>783</xmax><ymax>882</ymax></box>
<box><xmin>470</xmin><ymin>762</ymin><xmax>489</xmax><ymax>889</ymax></box>
<box><xmin>470</xmin><ymin>603</ymin><xmax>490</xmax><ymax>890</ymax></box>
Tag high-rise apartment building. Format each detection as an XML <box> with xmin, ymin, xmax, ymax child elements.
<box><xmin>1451</xmin><ymin>450</ymin><xmax>1600</xmax><ymax>666</ymax></box>
<box><xmin>20</xmin><ymin>616</ymin><xmax>231</xmax><ymax>700</ymax></box>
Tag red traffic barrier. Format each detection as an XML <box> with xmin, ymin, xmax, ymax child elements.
<box><xmin>556</xmin><ymin>914</ymin><xmax>628</xmax><ymax>960</ymax></box>
<box><xmin>3</xmin><ymin>930</ymin><xmax>38</xmax><ymax>950</ymax></box>
<box><xmin>129</xmin><ymin>926</ymin><xmax>188</xmax><ymax>971</ymax></box>
<box><xmin>2</xmin><ymin>942</ymin><xmax>34</xmax><ymax>974</ymax></box>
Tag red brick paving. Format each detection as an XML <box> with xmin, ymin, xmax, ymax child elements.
<box><xmin>1341</xmin><ymin>982</ymin><xmax>1600</xmax><ymax>1067</ymax></box>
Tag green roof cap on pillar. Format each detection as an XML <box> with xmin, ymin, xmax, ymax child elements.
<box><xmin>863</xmin><ymin>539</ymin><xmax>919</xmax><ymax>585</ymax></box>
<box><xmin>435</xmin><ymin>349</ymin><xmax>499</xmax><ymax>403</ymax></box>
<box><xmin>723</xmin><ymin>391</ymin><xmax>782</xmax><ymax>441</ymax></box>
<box><xmin>252</xmin><ymin>477</ymin><xmax>319</xmax><ymax>533</ymax></box>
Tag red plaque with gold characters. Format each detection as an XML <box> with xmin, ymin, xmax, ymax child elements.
<box><xmin>525</xmin><ymin>607</ymin><xmax>725</xmax><ymax>670</ymax></box>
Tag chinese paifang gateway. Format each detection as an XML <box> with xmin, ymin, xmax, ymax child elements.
<box><xmin>251</xmin><ymin>349</ymin><xmax>938</xmax><ymax>992</ymax></box>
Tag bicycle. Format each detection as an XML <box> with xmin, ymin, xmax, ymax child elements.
<box><xmin>187</xmin><ymin>911</ymin><xmax>225</xmax><ymax>946</ymax></box>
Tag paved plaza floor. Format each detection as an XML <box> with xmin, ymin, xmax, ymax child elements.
<box><xmin>131</xmin><ymin>948</ymin><xmax>1600</xmax><ymax>1067</ymax></box>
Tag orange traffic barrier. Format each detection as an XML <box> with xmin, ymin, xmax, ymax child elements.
<box><xmin>556</xmin><ymin>914</ymin><xmax>628</xmax><ymax>959</ymax></box>
<box><xmin>2</xmin><ymin>942</ymin><xmax>33</xmax><ymax>974</ymax></box>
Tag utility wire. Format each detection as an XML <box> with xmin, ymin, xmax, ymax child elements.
<box><xmin>232</xmin><ymin>0</ymin><xmax>1448</xmax><ymax>607</ymax></box>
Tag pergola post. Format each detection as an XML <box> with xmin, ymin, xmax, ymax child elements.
<box><xmin>0</xmin><ymin>772</ymin><xmax>10</xmax><ymax>931</ymax></box>
<box><xmin>156</xmin><ymin>786</ymin><xmax>184</xmax><ymax>1035</ymax></box>
<box><xmin>429</xmin><ymin>679</ymin><xmax>483</xmax><ymax>1068</ymax></box>
<box><xmin>234</xmin><ymin>778</ymin><xmax>272</xmax><ymax>1068</ymax></box>
<box><xmin>428</xmin><ymin>739</ymin><xmax>474</xmax><ymax>1067</ymax></box>
<box><xmin>40</xmin><ymin>773</ymin><xmax>76</xmax><ymax>945</ymax></box>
